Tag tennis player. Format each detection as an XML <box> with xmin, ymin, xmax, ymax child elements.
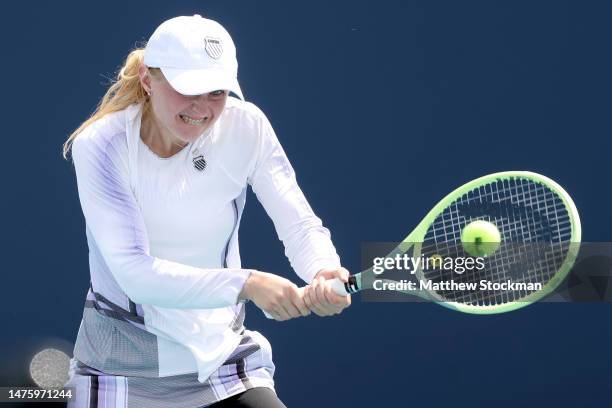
<box><xmin>63</xmin><ymin>15</ymin><xmax>350</xmax><ymax>407</ymax></box>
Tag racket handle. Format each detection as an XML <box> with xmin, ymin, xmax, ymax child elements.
<box><xmin>330</xmin><ymin>278</ymin><xmax>350</xmax><ymax>295</ymax></box>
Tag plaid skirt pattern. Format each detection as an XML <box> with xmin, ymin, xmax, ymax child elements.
<box><xmin>66</xmin><ymin>329</ymin><xmax>276</xmax><ymax>408</ymax></box>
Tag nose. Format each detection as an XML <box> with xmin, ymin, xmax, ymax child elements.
<box><xmin>188</xmin><ymin>94</ymin><xmax>213</xmax><ymax>112</ymax></box>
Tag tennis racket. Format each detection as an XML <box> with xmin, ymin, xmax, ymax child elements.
<box><xmin>329</xmin><ymin>171</ymin><xmax>581</xmax><ymax>314</ymax></box>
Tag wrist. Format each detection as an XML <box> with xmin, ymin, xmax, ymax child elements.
<box><xmin>239</xmin><ymin>270</ymin><xmax>262</xmax><ymax>302</ymax></box>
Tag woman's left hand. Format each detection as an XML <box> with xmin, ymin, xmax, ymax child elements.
<box><xmin>303</xmin><ymin>267</ymin><xmax>352</xmax><ymax>317</ymax></box>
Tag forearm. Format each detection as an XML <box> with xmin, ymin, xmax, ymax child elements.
<box><xmin>114</xmin><ymin>254</ymin><xmax>254</xmax><ymax>308</ymax></box>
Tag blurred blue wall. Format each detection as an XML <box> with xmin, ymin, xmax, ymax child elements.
<box><xmin>1</xmin><ymin>1</ymin><xmax>610</xmax><ymax>406</ymax></box>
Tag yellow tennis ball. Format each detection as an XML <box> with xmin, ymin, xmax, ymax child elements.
<box><xmin>461</xmin><ymin>220</ymin><xmax>501</xmax><ymax>257</ymax></box>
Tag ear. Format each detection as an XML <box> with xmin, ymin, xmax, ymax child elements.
<box><xmin>138</xmin><ymin>64</ymin><xmax>152</xmax><ymax>94</ymax></box>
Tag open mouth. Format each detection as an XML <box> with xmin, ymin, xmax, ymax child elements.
<box><xmin>179</xmin><ymin>114</ymin><xmax>206</xmax><ymax>125</ymax></box>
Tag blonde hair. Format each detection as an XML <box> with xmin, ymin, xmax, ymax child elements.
<box><xmin>62</xmin><ymin>48</ymin><xmax>152</xmax><ymax>158</ymax></box>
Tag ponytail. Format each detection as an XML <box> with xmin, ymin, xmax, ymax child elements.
<box><xmin>62</xmin><ymin>48</ymin><xmax>149</xmax><ymax>158</ymax></box>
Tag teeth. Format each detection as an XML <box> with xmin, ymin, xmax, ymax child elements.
<box><xmin>180</xmin><ymin>114</ymin><xmax>205</xmax><ymax>125</ymax></box>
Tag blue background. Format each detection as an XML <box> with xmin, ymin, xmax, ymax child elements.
<box><xmin>2</xmin><ymin>1</ymin><xmax>611</xmax><ymax>407</ymax></box>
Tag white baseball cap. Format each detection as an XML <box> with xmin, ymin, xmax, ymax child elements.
<box><xmin>144</xmin><ymin>15</ymin><xmax>244</xmax><ymax>100</ymax></box>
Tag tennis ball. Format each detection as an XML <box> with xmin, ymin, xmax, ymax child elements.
<box><xmin>461</xmin><ymin>220</ymin><xmax>501</xmax><ymax>257</ymax></box>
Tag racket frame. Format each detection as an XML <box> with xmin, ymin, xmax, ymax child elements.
<box><xmin>339</xmin><ymin>171</ymin><xmax>582</xmax><ymax>314</ymax></box>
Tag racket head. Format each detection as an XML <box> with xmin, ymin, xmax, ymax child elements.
<box><xmin>390</xmin><ymin>171</ymin><xmax>581</xmax><ymax>314</ymax></box>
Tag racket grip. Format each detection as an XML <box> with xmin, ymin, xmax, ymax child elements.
<box><xmin>330</xmin><ymin>278</ymin><xmax>349</xmax><ymax>295</ymax></box>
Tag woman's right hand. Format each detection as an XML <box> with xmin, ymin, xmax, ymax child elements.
<box><xmin>239</xmin><ymin>271</ymin><xmax>311</xmax><ymax>321</ymax></box>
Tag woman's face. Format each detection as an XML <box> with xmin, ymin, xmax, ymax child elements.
<box><xmin>139</xmin><ymin>66</ymin><xmax>228</xmax><ymax>146</ymax></box>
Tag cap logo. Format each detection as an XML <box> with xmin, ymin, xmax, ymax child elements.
<box><xmin>204</xmin><ymin>37</ymin><xmax>223</xmax><ymax>59</ymax></box>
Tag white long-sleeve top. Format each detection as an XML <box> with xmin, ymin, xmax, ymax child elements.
<box><xmin>71</xmin><ymin>98</ymin><xmax>341</xmax><ymax>381</ymax></box>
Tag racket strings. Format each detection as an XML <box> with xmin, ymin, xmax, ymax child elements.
<box><xmin>420</xmin><ymin>177</ymin><xmax>572</xmax><ymax>306</ymax></box>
